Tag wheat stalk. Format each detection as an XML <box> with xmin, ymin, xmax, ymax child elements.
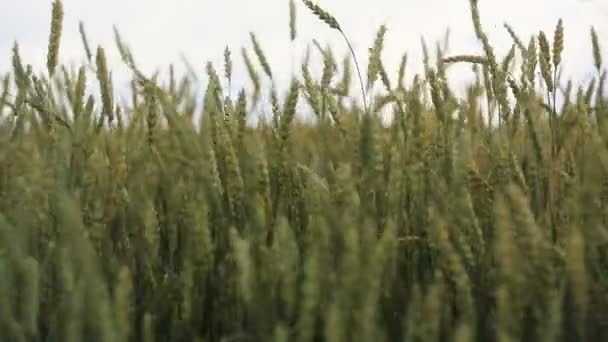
<box><xmin>46</xmin><ymin>0</ymin><xmax>63</xmax><ymax>77</ymax></box>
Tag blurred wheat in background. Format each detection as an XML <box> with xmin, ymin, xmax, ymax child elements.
<box><xmin>0</xmin><ymin>0</ymin><xmax>607</xmax><ymax>341</ymax></box>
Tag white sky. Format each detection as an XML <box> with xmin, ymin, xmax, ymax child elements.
<box><xmin>1</xmin><ymin>0</ymin><xmax>607</xmax><ymax>108</ymax></box>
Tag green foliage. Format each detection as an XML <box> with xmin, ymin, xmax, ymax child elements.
<box><xmin>0</xmin><ymin>1</ymin><xmax>607</xmax><ymax>342</ymax></box>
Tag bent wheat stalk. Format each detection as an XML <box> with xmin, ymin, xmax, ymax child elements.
<box><xmin>301</xmin><ymin>0</ymin><xmax>368</xmax><ymax>114</ymax></box>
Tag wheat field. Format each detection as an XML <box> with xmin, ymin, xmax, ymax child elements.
<box><xmin>0</xmin><ymin>1</ymin><xmax>607</xmax><ymax>341</ymax></box>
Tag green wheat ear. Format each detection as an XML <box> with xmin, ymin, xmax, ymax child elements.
<box><xmin>503</xmin><ymin>23</ymin><xmax>527</xmax><ymax>56</ymax></box>
<box><xmin>591</xmin><ymin>27</ymin><xmax>602</xmax><ymax>73</ymax></box>
<box><xmin>397</xmin><ymin>52</ymin><xmax>408</xmax><ymax>90</ymax></box>
<box><xmin>290</xmin><ymin>0</ymin><xmax>297</xmax><ymax>41</ymax></box>
<box><xmin>552</xmin><ymin>19</ymin><xmax>564</xmax><ymax>70</ymax></box>
<box><xmin>242</xmin><ymin>48</ymin><xmax>261</xmax><ymax>107</ymax></box>
<box><xmin>47</xmin><ymin>0</ymin><xmax>64</xmax><ymax>77</ymax></box>
<box><xmin>96</xmin><ymin>46</ymin><xmax>114</xmax><ymax>124</ymax></box>
<box><xmin>367</xmin><ymin>25</ymin><xmax>387</xmax><ymax>91</ymax></box>
<box><xmin>224</xmin><ymin>46</ymin><xmax>233</xmax><ymax>95</ymax></box>
<box><xmin>250</xmin><ymin>32</ymin><xmax>273</xmax><ymax>80</ymax></box>
<box><xmin>301</xmin><ymin>0</ymin><xmax>340</xmax><ymax>30</ymax></box>
<box><xmin>538</xmin><ymin>31</ymin><xmax>554</xmax><ymax>91</ymax></box>
<box><xmin>79</xmin><ymin>21</ymin><xmax>93</xmax><ymax>62</ymax></box>
<box><xmin>442</xmin><ymin>55</ymin><xmax>488</xmax><ymax>65</ymax></box>
<box><xmin>527</xmin><ymin>36</ymin><xmax>538</xmax><ymax>84</ymax></box>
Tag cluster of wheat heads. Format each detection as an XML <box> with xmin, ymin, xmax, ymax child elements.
<box><xmin>0</xmin><ymin>0</ymin><xmax>607</xmax><ymax>341</ymax></box>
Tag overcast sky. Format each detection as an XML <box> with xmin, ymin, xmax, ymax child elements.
<box><xmin>1</xmin><ymin>0</ymin><xmax>607</xmax><ymax>107</ymax></box>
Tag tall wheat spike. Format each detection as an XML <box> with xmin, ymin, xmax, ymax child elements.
<box><xmin>591</xmin><ymin>27</ymin><xmax>603</xmax><ymax>73</ymax></box>
<box><xmin>1</xmin><ymin>1</ymin><xmax>608</xmax><ymax>341</ymax></box>
<box><xmin>289</xmin><ymin>0</ymin><xmax>297</xmax><ymax>41</ymax></box>
<box><xmin>96</xmin><ymin>47</ymin><xmax>114</xmax><ymax>124</ymax></box>
<box><xmin>79</xmin><ymin>21</ymin><xmax>93</xmax><ymax>62</ymax></box>
<box><xmin>250</xmin><ymin>32</ymin><xmax>273</xmax><ymax>80</ymax></box>
<box><xmin>367</xmin><ymin>25</ymin><xmax>387</xmax><ymax>91</ymax></box>
<box><xmin>224</xmin><ymin>46</ymin><xmax>233</xmax><ymax>96</ymax></box>
<box><xmin>46</xmin><ymin>0</ymin><xmax>63</xmax><ymax>77</ymax></box>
